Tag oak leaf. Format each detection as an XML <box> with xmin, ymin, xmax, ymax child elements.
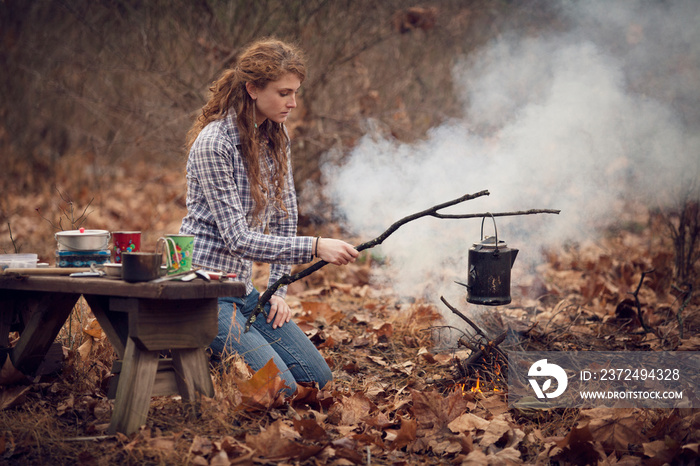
<box><xmin>370</xmin><ymin>322</ymin><xmax>393</xmax><ymax>341</ymax></box>
<box><xmin>300</xmin><ymin>301</ymin><xmax>344</xmax><ymax>326</ymax></box>
<box><xmin>487</xmin><ymin>446</ymin><xmax>522</xmax><ymax>464</ymax></box>
<box><xmin>83</xmin><ymin>318</ymin><xmax>104</xmax><ymax>339</ymax></box>
<box><xmin>246</xmin><ymin>419</ymin><xmax>323</xmax><ymax>461</ymax></box>
<box><xmin>448</xmin><ymin>412</ymin><xmax>490</xmax><ymax>433</ymax></box>
<box><xmin>292</xmin><ymin>418</ymin><xmax>330</xmax><ymax>443</ymax></box>
<box><xmin>580</xmin><ymin>408</ymin><xmax>648</xmax><ymax>454</ymax></box>
<box><xmin>642</xmin><ymin>438</ymin><xmax>681</xmax><ymax>465</ymax></box>
<box><xmin>77</xmin><ymin>338</ymin><xmax>93</xmax><ymax>360</ymax></box>
<box><xmin>550</xmin><ymin>424</ymin><xmax>602</xmax><ymax>465</ymax></box>
<box><xmin>389</xmin><ymin>417</ymin><xmax>417</xmax><ymax>450</ymax></box>
<box><xmin>462</xmin><ymin>449</ymin><xmax>489</xmax><ymax>465</ymax></box>
<box><xmin>478</xmin><ymin>417</ymin><xmax>512</xmax><ymax>448</ymax></box>
<box><xmin>330</xmin><ymin>437</ymin><xmax>364</xmax><ymax>463</ymax></box>
<box><xmin>328</xmin><ymin>391</ymin><xmax>373</xmax><ymax>426</ymax></box>
<box><xmin>237</xmin><ymin>359</ymin><xmax>289</xmax><ymax>411</ymax></box>
<box><xmin>365</xmin><ymin>411</ymin><xmax>393</xmax><ymax>429</ymax></box>
<box><xmin>429</xmin><ymin>438</ymin><xmax>462</xmax><ymax>455</ymax></box>
<box><xmin>410</xmin><ymin>388</ymin><xmax>469</xmax><ymax>432</ymax></box>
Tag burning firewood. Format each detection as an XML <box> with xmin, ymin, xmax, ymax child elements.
<box><xmin>439</xmin><ymin>296</ymin><xmax>509</xmax><ymax>384</ymax></box>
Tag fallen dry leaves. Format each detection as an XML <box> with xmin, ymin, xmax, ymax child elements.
<box><xmin>0</xmin><ymin>205</ymin><xmax>699</xmax><ymax>464</ymax></box>
<box><xmin>236</xmin><ymin>359</ymin><xmax>289</xmax><ymax>412</ymax></box>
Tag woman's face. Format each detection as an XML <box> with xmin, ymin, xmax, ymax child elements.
<box><xmin>248</xmin><ymin>72</ymin><xmax>301</xmax><ymax>126</ymax></box>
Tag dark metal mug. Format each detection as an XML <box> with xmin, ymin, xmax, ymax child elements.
<box><xmin>121</xmin><ymin>252</ymin><xmax>162</xmax><ymax>283</ymax></box>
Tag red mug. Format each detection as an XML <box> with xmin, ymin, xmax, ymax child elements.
<box><xmin>112</xmin><ymin>231</ymin><xmax>141</xmax><ymax>263</ymax></box>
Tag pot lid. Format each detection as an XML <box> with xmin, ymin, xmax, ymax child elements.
<box><xmin>473</xmin><ymin>235</ymin><xmax>507</xmax><ymax>248</ymax></box>
<box><xmin>55</xmin><ymin>229</ymin><xmax>110</xmax><ymax>237</ymax></box>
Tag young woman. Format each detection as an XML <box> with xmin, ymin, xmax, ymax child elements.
<box><xmin>179</xmin><ymin>38</ymin><xmax>358</xmax><ymax>394</ymax></box>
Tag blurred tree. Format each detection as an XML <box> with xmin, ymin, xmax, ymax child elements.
<box><xmin>0</xmin><ymin>0</ymin><xmax>558</xmax><ymax>195</ymax></box>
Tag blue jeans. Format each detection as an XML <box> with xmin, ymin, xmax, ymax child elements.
<box><xmin>209</xmin><ymin>289</ymin><xmax>332</xmax><ymax>395</ymax></box>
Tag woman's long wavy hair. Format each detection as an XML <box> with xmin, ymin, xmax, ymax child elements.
<box><xmin>186</xmin><ymin>38</ymin><xmax>306</xmax><ymax>223</ymax></box>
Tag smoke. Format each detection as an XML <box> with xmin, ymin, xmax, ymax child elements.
<box><xmin>322</xmin><ymin>0</ymin><xmax>700</xmax><ymax>311</ymax></box>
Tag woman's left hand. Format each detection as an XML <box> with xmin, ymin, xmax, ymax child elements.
<box><xmin>267</xmin><ymin>295</ymin><xmax>292</xmax><ymax>329</ymax></box>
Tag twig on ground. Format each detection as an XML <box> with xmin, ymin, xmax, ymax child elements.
<box><xmin>440</xmin><ymin>296</ymin><xmax>488</xmax><ymax>339</ymax></box>
<box><xmin>60</xmin><ymin>435</ymin><xmax>115</xmax><ymax>442</ymax></box>
<box><xmin>462</xmin><ymin>331</ymin><xmax>507</xmax><ymax>367</ymax></box>
<box><xmin>629</xmin><ymin>269</ymin><xmax>655</xmax><ymax>334</ymax></box>
<box><xmin>672</xmin><ymin>283</ymin><xmax>693</xmax><ymax>340</ymax></box>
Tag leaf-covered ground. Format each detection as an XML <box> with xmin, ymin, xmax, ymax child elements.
<box><xmin>1</xmin><ymin>208</ymin><xmax>699</xmax><ymax>465</ymax></box>
<box><xmin>2</xmin><ymin>2</ymin><xmax>699</xmax><ymax>463</ymax></box>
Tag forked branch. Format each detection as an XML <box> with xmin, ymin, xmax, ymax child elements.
<box><xmin>245</xmin><ymin>190</ymin><xmax>560</xmax><ymax>331</ymax></box>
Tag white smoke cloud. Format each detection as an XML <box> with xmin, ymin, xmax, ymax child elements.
<box><xmin>322</xmin><ymin>0</ymin><xmax>700</xmax><ymax>312</ymax></box>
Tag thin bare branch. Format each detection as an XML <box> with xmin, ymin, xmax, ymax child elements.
<box><xmin>433</xmin><ymin>208</ymin><xmax>561</xmax><ymax>219</ymax></box>
<box><xmin>7</xmin><ymin>222</ymin><xmax>20</xmax><ymax>253</ymax></box>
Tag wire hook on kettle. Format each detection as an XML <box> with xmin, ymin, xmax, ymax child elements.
<box><xmin>480</xmin><ymin>212</ymin><xmax>499</xmax><ymax>253</ymax></box>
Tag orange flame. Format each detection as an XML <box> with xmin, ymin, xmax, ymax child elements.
<box><xmin>453</xmin><ymin>364</ymin><xmax>505</xmax><ymax>394</ymax></box>
<box><xmin>470</xmin><ymin>374</ymin><xmax>481</xmax><ymax>393</ymax></box>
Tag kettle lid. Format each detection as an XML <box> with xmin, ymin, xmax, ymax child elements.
<box><xmin>473</xmin><ymin>235</ymin><xmax>507</xmax><ymax>248</ymax></box>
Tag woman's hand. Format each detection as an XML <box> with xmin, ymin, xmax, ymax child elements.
<box><xmin>316</xmin><ymin>238</ymin><xmax>359</xmax><ymax>265</ymax></box>
<box><xmin>267</xmin><ymin>295</ymin><xmax>292</xmax><ymax>329</ymax></box>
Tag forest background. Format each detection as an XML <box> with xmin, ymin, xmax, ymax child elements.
<box><xmin>1</xmin><ymin>0</ymin><xmax>699</xmax><ymax>464</ymax></box>
<box><xmin>1</xmin><ymin>0</ymin><xmax>524</xmax><ymax>256</ymax></box>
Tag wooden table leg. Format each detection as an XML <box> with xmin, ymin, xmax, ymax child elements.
<box><xmin>83</xmin><ymin>294</ymin><xmax>128</xmax><ymax>359</ymax></box>
<box><xmin>108</xmin><ymin>337</ymin><xmax>159</xmax><ymax>435</ymax></box>
<box><xmin>8</xmin><ymin>292</ymin><xmax>80</xmax><ymax>375</ymax></box>
<box><xmin>171</xmin><ymin>348</ymin><xmax>214</xmax><ymax>419</ymax></box>
<box><xmin>0</xmin><ymin>292</ymin><xmax>14</xmax><ymax>366</ymax></box>
<box><xmin>106</xmin><ymin>297</ymin><xmax>219</xmax><ymax>434</ymax></box>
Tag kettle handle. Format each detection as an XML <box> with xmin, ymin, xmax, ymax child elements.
<box><xmin>480</xmin><ymin>213</ymin><xmax>498</xmax><ymax>251</ymax></box>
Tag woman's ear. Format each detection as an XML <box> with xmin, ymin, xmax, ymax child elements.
<box><xmin>245</xmin><ymin>82</ymin><xmax>257</xmax><ymax>100</ymax></box>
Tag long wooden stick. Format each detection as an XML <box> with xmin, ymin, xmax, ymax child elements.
<box><xmin>245</xmin><ymin>190</ymin><xmax>560</xmax><ymax>331</ymax></box>
<box><xmin>440</xmin><ymin>296</ymin><xmax>487</xmax><ymax>339</ymax></box>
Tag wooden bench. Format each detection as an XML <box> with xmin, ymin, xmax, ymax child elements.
<box><xmin>0</xmin><ymin>274</ymin><xmax>245</xmax><ymax>435</ymax></box>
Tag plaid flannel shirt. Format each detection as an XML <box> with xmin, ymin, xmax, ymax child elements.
<box><xmin>179</xmin><ymin>112</ymin><xmax>314</xmax><ymax>297</ymax></box>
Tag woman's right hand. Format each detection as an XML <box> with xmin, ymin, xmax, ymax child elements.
<box><xmin>316</xmin><ymin>238</ymin><xmax>359</xmax><ymax>265</ymax></box>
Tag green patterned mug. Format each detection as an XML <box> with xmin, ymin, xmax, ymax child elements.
<box><xmin>164</xmin><ymin>234</ymin><xmax>194</xmax><ymax>275</ymax></box>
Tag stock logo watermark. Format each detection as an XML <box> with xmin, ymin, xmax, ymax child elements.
<box><xmin>528</xmin><ymin>359</ymin><xmax>568</xmax><ymax>399</ymax></box>
<box><xmin>508</xmin><ymin>351</ymin><xmax>700</xmax><ymax>409</ymax></box>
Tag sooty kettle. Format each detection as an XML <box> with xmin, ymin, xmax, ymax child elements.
<box><xmin>463</xmin><ymin>214</ymin><xmax>519</xmax><ymax>306</ymax></box>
